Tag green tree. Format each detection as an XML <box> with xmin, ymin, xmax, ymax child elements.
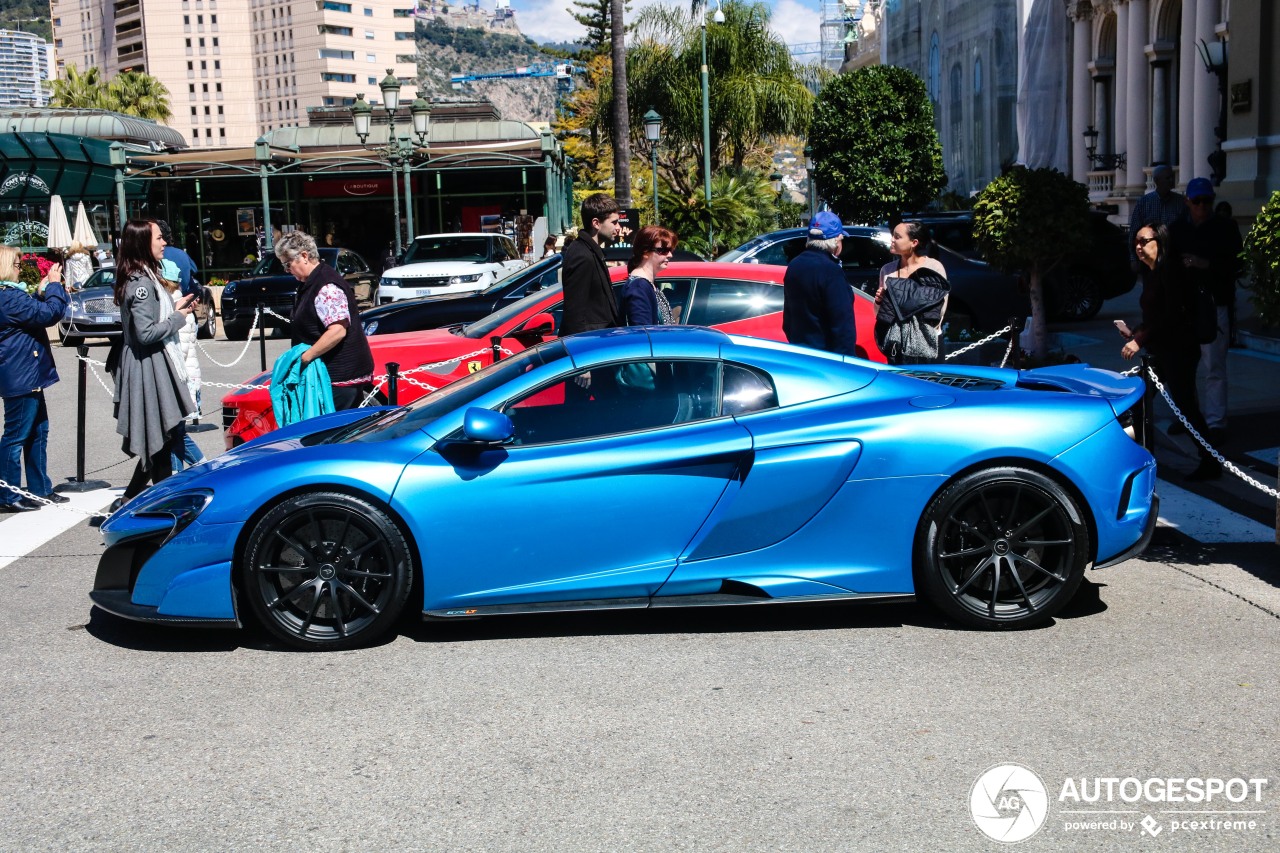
<box><xmin>569</xmin><ymin>0</ymin><xmax>630</xmax><ymax>54</ymax></box>
<box><xmin>972</xmin><ymin>166</ymin><xmax>1091</xmax><ymax>358</ymax></box>
<box><xmin>808</xmin><ymin>65</ymin><xmax>945</xmax><ymax>225</ymax></box>
<box><xmin>1241</xmin><ymin>189</ymin><xmax>1280</xmax><ymax>328</ymax></box>
<box><xmin>107</xmin><ymin>71</ymin><xmax>172</xmax><ymax>121</ymax></box>
<box><xmin>49</xmin><ymin>64</ymin><xmax>109</xmax><ymax>110</ymax></box>
<box><xmin>656</xmin><ymin>167</ymin><xmax>783</xmax><ymax>257</ymax></box>
<box><xmin>628</xmin><ymin>1</ymin><xmax>817</xmax><ymax>198</ymax></box>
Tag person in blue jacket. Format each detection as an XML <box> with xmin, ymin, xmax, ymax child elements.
<box><xmin>0</xmin><ymin>246</ymin><xmax>69</xmax><ymax>513</ymax></box>
<box><xmin>782</xmin><ymin>211</ymin><xmax>857</xmax><ymax>356</ymax></box>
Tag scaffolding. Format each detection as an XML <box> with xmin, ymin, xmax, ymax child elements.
<box><xmin>817</xmin><ymin>0</ymin><xmax>873</xmax><ymax>71</ymax></box>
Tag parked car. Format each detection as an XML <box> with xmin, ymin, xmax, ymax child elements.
<box><xmin>716</xmin><ymin>226</ymin><xmax>1028</xmax><ymax>332</ymax></box>
<box><xmin>59</xmin><ymin>268</ymin><xmax>217</xmax><ymax>347</ymax></box>
<box><xmin>900</xmin><ymin>210</ymin><xmax>1132</xmax><ymax>321</ymax></box>
<box><xmin>224</xmin><ymin>262</ymin><xmax>886</xmax><ymax>445</ymax></box>
<box><xmin>360</xmin><ymin>247</ymin><xmax>706</xmax><ymax>337</ymax></box>
<box><xmin>378</xmin><ymin>233</ymin><xmax>528</xmax><ymax>303</ymax></box>
<box><xmin>219</xmin><ymin>247</ymin><xmax>377</xmax><ymax>340</ymax></box>
<box><xmin>99</xmin><ymin>327</ymin><xmax>1156</xmax><ymax>650</ymax></box>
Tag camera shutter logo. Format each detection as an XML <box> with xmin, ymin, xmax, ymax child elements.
<box><xmin>970</xmin><ymin>764</ymin><xmax>1049</xmax><ymax>843</ymax></box>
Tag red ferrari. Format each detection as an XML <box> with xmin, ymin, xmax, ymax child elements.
<box><xmin>222</xmin><ymin>262</ymin><xmax>885</xmax><ymax>445</ymax></box>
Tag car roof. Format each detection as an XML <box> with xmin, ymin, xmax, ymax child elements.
<box><xmin>613</xmin><ymin>261</ymin><xmax>785</xmax><ymax>281</ymax></box>
<box><xmin>408</xmin><ymin>233</ymin><xmax>505</xmax><ymax>240</ymax></box>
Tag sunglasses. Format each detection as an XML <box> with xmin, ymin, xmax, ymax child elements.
<box><xmin>1134</xmin><ymin>236</ymin><xmax>1157</xmax><ymax>248</ymax></box>
<box><xmin>1189</xmin><ymin>197</ymin><xmax>1213</xmax><ymax>206</ymax></box>
<box><xmin>652</xmin><ymin>246</ymin><xmax>673</xmax><ymax>256</ymax></box>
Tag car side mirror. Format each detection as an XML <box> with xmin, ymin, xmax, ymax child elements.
<box><xmin>462</xmin><ymin>407</ymin><xmax>514</xmax><ymax>445</ymax></box>
<box><xmin>514</xmin><ymin>312</ymin><xmax>554</xmax><ymax>338</ymax></box>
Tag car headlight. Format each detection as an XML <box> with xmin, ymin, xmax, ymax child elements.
<box><xmin>223</xmin><ymin>281</ymin><xmax>237</xmax><ymax>298</ymax></box>
<box><xmin>363</xmin><ymin>319</ymin><xmax>379</xmax><ymax>335</ymax></box>
<box><xmin>380</xmin><ymin>277</ymin><xmax>400</xmax><ymax>288</ymax></box>
<box><xmin>448</xmin><ymin>273</ymin><xmax>483</xmax><ymax>285</ymax></box>
<box><xmin>132</xmin><ymin>489</ymin><xmax>213</xmax><ymax>539</ymax></box>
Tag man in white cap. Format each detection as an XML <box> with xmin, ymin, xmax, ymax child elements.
<box><xmin>782</xmin><ymin>211</ymin><xmax>857</xmax><ymax>356</ymax></box>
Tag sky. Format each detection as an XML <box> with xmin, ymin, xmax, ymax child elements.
<box><xmin>510</xmin><ymin>0</ymin><xmax>820</xmax><ymax>49</ymax></box>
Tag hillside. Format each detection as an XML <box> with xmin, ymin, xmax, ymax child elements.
<box><xmin>0</xmin><ymin>0</ymin><xmax>52</xmax><ymax>40</ymax></box>
<box><xmin>413</xmin><ymin>16</ymin><xmax>567</xmax><ymax>123</ymax></box>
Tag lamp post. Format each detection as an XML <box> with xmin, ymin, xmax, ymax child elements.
<box><xmin>803</xmin><ymin>145</ymin><xmax>815</xmax><ymax>222</ymax></box>
<box><xmin>352</xmin><ymin>70</ymin><xmax>415</xmax><ymax>254</ymax></box>
<box><xmin>254</xmin><ymin>137</ymin><xmax>274</xmax><ymax>253</ymax></box>
<box><xmin>1081</xmin><ymin>124</ymin><xmax>1126</xmax><ymax>171</ymax></box>
<box><xmin>644</xmin><ymin>109</ymin><xmax>662</xmax><ymax>226</ymax></box>
<box><xmin>406</xmin><ymin>96</ymin><xmax>431</xmax><ymax>238</ymax></box>
<box><xmin>700</xmin><ymin>0</ymin><xmax>724</xmax><ymax>250</ymax></box>
<box><xmin>108</xmin><ymin>142</ymin><xmax>127</xmax><ymax>229</ymax></box>
<box><xmin>1197</xmin><ymin>38</ymin><xmax>1229</xmax><ymax>184</ymax></box>
<box><xmin>769</xmin><ymin>171</ymin><xmax>783</xmax><ymax>196</ymax></box>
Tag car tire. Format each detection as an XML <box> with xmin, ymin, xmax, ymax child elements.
<box><xmin>223</xmin><ymin>318</ymin><xmax>250</xmax><ymax>341</ymax></box>
<box><xmin>914</xmin><ymin>466</ymin><xmax>1089</xmax><ymax>630</ymax></box>
<box><xmin>198</xmin><ymin>298</ymin><xmax>217</xmax><ymax>339</ymax></box>
<box><xmin>242</xmin><ymin>491</ymin><xmax>414</xmax><ymax>651</ymax></box>
<box><xmin>1049</xmin><ymin>268</ymin><xmax>1104</xmax><ymax>322</ymax></box>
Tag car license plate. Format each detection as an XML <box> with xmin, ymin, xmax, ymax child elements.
<box><xmin>414</xmin><ymin>289</ymin><xmax>433</xmax><ymax>297</ymax></box>
<box><xmin>94</xmin><ymin>315</ymin><xmax>115</xmax><ymax>323</ymax></box>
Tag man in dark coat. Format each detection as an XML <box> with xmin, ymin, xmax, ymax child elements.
<box><xmin>782</xmin><ymin>211</ymin><xmax>857</xmax><ymax>356</ymax></box>
<box><xmin>1</xmin><ymin>253</ymin><xmax>68</xmax><ymax>512</ymax></box>
<box><xmin>560</xmin><ymin>193</ymin><xmax>621</xmax><ymax>336</ymax></box>
<box><xmin>157</xmin><ymin>220</ymin><xmax>199</xmax><ymax>297</ymax></box>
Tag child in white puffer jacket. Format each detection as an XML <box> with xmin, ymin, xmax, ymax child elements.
<box><xmin>159</xmin><ymin>260</ymin><xmax>205</xmax><ymax>470</ymax></box>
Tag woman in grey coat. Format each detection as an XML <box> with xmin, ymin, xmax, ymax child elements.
<box><xmin>110</xmin><ymin>219</ymin><xmax>197</xmax><ymax>508</ymax></box>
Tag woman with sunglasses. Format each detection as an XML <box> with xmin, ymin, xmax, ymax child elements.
<box><xmin>619</xmin><ymin>225</ymin><xmax>680</xmax><ymax>326</ymax></box>
<box><xmin>1120</xmin><ymin>223</ymin><xmax>1220</xmax><ymax>480</ymax></box>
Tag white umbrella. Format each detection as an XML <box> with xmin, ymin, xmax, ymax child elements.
<box><xmin>46</xmin><ymin>195</ymin><xmax>73</xmax><ymax>252</ymax></box>
<box><xmin>72</xmin><ymin>201</ymin><xmax>100</xmax><ymax>248</ymax></box>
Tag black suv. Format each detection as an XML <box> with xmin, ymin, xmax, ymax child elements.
<box><xmin>903</xmin><ymin>210</ymin><xmax>1132</xmax><ymax>321</ymax></box>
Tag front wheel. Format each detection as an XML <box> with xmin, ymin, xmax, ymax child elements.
<box><xmin>1049</xmin><ymin>268</ymin><xmax>1103</xmax><ymax>321</ymax></box>
<box><xmin>915</xmin><ymin>467</ymin><xmax>1090</xmax><ymax>629</ymax></box>
<box><xmin>198</xmin><ymin>298</ymin><xmax>217</xmax><ymax>339</ymax></box>
<box><xmin>242</xmin><ymin>492</ymin><xmax>413</xmax><ymax>650</ymax></box>
<box><xmin>223</xmin><ymin>318</ymin><xmax>250</xmax><ymax>341</ymax></box>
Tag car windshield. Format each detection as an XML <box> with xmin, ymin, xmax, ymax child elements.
<box><xmin>715</xmin><ymin>236</ymin><xmax>776</xmax><ymax>263</ymax></box>
<box><xmin>461</xmin><ymin>284</ymin><xmax>563</xmax><ymax>339</ymax></box>
<box><xmin>250</xmin><ymin>248</ymin><xmax>337</xmax><ymax>276</ymax></box>
<box><xmin>479</xmin><ymin>255</ymin><xmax>560</xmax><ymax>295</ymax></box>
<box><xmin>334</xmin><ymin>340</ymin><xmax>570</xmax><ymax>443</ymax></box>
<box><xmin>402</xmin><ymin>236</ymin><xmax>490</xmax><ymax>264</ymax></box>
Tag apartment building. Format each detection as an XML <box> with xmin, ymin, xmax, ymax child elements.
<box><xmin>0</xmin><ymin>29</ymin><xmax>52</xmax><ymax>108</ymax></box>
<box><xmin>50</xmin><ymin>1</ymin><xmax>419</xmax><ymax>148</ymax></box>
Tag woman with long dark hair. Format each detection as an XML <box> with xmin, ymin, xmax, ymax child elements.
<box><xmin>618</xmin><ymin>225</ymin><xmax>679</xmax><ymax>326</ymax></box>
<box><xmin>875</xmin><ymin>220</ymin><xmax>949</xmax><ymax>364</ymax></box>
<box><xmin>110</xmin><ymin>219</ymin><xmax>198</xmax><ymax>508</ymax></box>
<box><xmin>1120</xmin><ymin>223</ymin><xmax>1219</xmax><ymax>480</ymax></box>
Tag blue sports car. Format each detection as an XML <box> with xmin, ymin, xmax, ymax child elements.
<box><xmin>92</xmin><ymin>327</ymin><xmax>1158</xmax><ymax>650</ymax></box>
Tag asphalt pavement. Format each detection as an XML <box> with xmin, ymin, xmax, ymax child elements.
<box><xmin>0</xmin><ymin>308</ymin><xmax>1275</xmax><ymax>851</ymax></box>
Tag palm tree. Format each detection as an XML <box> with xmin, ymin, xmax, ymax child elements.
<box><xmin>629</xmin><ymin>1</ymin><xmax>819</xmax><ymax>197</ymax></box>
<box><xmin>610</xmin><ymin>0</ymin><xmax>633</xmax><ymax>206</ymax></box>
<box><xmin>107</xmin><ymin>71</ymin><xmax>172</xmax><ymax>121</ymax></box>
<box><xmin>49</xmin><ymin>64</ymin><xmax>109</xmax><ymax>109</ymax></box>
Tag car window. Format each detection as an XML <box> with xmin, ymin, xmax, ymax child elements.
<box><xmin>508</xmin><ymin>267</ymin><xmax>561</xmax><ymax>299</ymax></box>
<box><xmin>464</xmin><ymin>284</ymin><xmax>564</xmax><ymax>339</ymax></box>
<box><xmin>684</xmin><ymin>279</ymin><xmax>784</xmax><ymax>327</ymax></box>
<box><xmin>651</xmin><ymin>278</ymin><xmax>694</xmax><ymax>324</ymax></box>
<box><xmin>346</xmin><ymin>252</ymin><xmax>369</xmax><ymax>274</ymax></box>
<box><xmin>335</xmin><ymin>252</ymin><xmax>354</xmax><ymax>275</ymax></box>
<box><xmin>722</xmin><ymin>363</ymin><xmax>778</xmax><ymax>416</ymax></box>
<box><xmin>753</xmin><ymin>236</ymin><xmax>806</xmax><ymax>266</ymax></box>
<box><xmin>502</xmin><ymin>360</ymin><xmax>723</xmax><ymax>445</ymax></box>
<box><xmin>839</xmin><ymin>235</ymin><xmax>894</xmax><ymax>270</ymax></box>
<box><xmin>402</xmin><ymin>236</ymin><xmax>490</xmax><ymax>264</ymax></box>
<box><xmin>501</xmin><ymin>237</ymin><xmax>520</xmax><ymax>261</ymax></box>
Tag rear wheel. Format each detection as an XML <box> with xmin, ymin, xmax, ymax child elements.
<box><xmin>915</xmin><ymin>467</ymin><xmax>1090</xmax><ymax>629</ymax></box>
<box><xmin>223</xmin><ymin>318</ymin><xmax>250</xmax><ymax>340</ymax></box>
<box><xmin>198</xmin><ymin>298</ymin><xmax>217</xmax><ymax>339</ymax></box>
<box><xmin>242</xmin><ymin>492</ymin><xmax>413</xmax><ymax>651</ymax></box>
<box><xmin>1049</xmin><ymin>268</ymin><xmax>1103</xmax><ymax>321</ymax></box>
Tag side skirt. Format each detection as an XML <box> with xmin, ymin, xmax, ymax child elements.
<box><xmin>423</xmin><ymin>592</ymin><xmax>915</xmax><ymax>620</ymax></box>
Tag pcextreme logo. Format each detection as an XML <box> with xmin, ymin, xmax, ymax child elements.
<box><xmin>969</xmin><ymin>763</ymin><xmax>1271</xmax><ymax>843</ymax></box>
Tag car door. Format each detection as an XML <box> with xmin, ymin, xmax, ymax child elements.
<box><xmin>683</xmin><ymin>277</ymin><xmax>785</xmax><ymax>339</ymax></box>
<box><xmin>838</xmin><ymin>235</ymin><xmax>892</xmax><ymax>293</ymax></box>
<box><xmin>416</xmin><ymin>358</ymin><xmax>753</xmax><ymax>610</ymax></box>
<box><xmin>497</xmin><ymin>236</ymin><xmax>526</xmax><ymax>276</ymax></box>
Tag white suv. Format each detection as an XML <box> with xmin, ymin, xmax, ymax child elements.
<box><xmin>378</xmin><ymin>233</ymin><xmax>528</xmax><ymax>303</ymax></box>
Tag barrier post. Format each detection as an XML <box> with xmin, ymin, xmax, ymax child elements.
<box><xmin>257</xmin><ymin>302</ymin><xmax>268</xmax><ymax>372</ymax></box>
<box><xmin>1009</xmin><ymin>317</ymin><xmax>1023</xmax><ymax>369</ymax></box>
<box><xmin>1139</xmin><ymin>354</ymin><xmax>1155</xmax><ymax>451</ymax></box>
<box><xmin>386</xmin><ymin>362</ymin><xmax>400</xmax><ymax>407</ymax></box>
<box><xmin>57</xmin><ymin>345</ymin><xmax>110</xmax><ymax>492</ymax></box>
<box><xmin>491</xmin><ymin>336</ymin><xmax>502</xmax><ymax>363</ymax></box>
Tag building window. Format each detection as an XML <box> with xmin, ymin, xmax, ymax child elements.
<box><xmin>396</xmin><ymin>54</ymin><xmax>414</xmax><ymax>63</ymax></box>
<box><xmin>219</xmin><ymin>128</ymin><xmax>226</xmax><ymax>138</ymax></box>
<box><xmin>366</xmin><ymin>53</ymin><xmax>376</xmax><ymax>62</ymax></box>
<box><xmin>214</xmin><ymin>60</ymin><xmax>220</xmax><ymax>70</ymax></box>
<box><xmin>192</xmin><ymin>129</ymin><xmax>199</xmax><ymax>140</ymax></box>
<box><xmin>211</xmin><ymin>15</ymin><xmax>217</xmax><ymax>24</ymax></box>
<box><xmin>191</xmin><ymin>106</ymin><xmax>197</xmax><ymax>116</ymax></box>
<box><xmin>216</xmin><ymin>83</ymin><xmax>222</xmax><ymax>92</ymax></box>
<box><xmin>393</xmin><ymin>8</ymin><xmax>413</xmax><ymax>17</ymax></box>
<box><xmin>364</xmin><ymin>7</ymin><xmax>374</xmax><ymax>16</ymax></box>
<box><xmin>201</xmin><ymin>60</ymin><xmax>207</xmax><ymax>69</ymax></box>
<box><xmin>185</xmin><ymin>38</ymin><xmax>192</xmax><ymax>47</ymax></box>
<box><xmin>366</xmin><ymin>30</ymin><xmax>375</xmax><ymax>39</ymax></box>
<box><xmin>368</xmin><ymin>76</ymin><xmax>376</xmax><ymax>85</ymax></box>
<box><xmin>206</xmin><ymin>129</ymin><xmax>212</xmax><ymax>138</ymax></box>
<box><xmin>187</xmin><ymin>61</ymin><xmax>193</xmax><ymax>70</ymax></box>
<box><xmin>218</xmin><ymin>105</ymin><xmax>223</xmax><ymax>115</ymax></box>
<box><xmin>322</xmin><ymin>72</ymin><xmax>356</xmax><ymax>83</ymax></box>
<box><xmin>184</xmin><ymin>15</ymin><xmax>190</xmax><ymax>24</ymax></box>
<box><xmin>928</xmin><ymin>33</ymin><xmax>941</xmax><ymax>105</ymax></box>
<box><xmin>319</xmin><ymin>49</ymin><xmax>356</xmax><ymax>60</ymax></box>
<box><xmin>319</xmin><ymin>25</ymin><xmax>353</xmax><ymax>36</ymax></box>
<box><xmin>323</xmin><ymin>2</ymin><xmax>353</xmax><ymax>11</ymax></box>
<box><xmin>199</xmin><ymin>38</ymin><xmax>206</xmax><ymax>47</ymax></box>
<box><xmin>202</xmin><ymin>83</ymin><xmax>209</xmax><ymax>92</ymax></box>
<box><xmin>189</xmin><ymin>84</ymin><xmax>196</xmax><ymax>93</ymax></box>
<box><xmin>394</xmin><ymin>31</ymin><xmax>413</xmax><ymax>40</ymax></box>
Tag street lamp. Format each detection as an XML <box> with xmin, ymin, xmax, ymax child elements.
<box><xmin>803</xmin><ymin>145</ymin><xmax>815</xmax><ymax>221</ymax></box>
<box><xmin>352</xmin><ymin>71</ymin><xmax>415</xmax><ymax>254</ymax></box>
<box><xmin>644</xmin><ymin>108</ymin><xmax>662</xmax><ymax>226</ymax></box>
<box><xmin>769</xmin><ymin>171</ymin><xmax>783</xmax><ymax>196</ymax></box>
<box><xmin>1197</xmin><ymin>38</ymin><xmax>1229</xmax><ymax>184</ymax></box>
<box><xmin>409</xmin><ymin>96</ymin><xmax>432</xmax><ymax>144</ymax></box>
<box><xmin>700</xmin><ymin>0</ymin><xmax>724</xmax><ymax>250</ymax></box>
<box><xmin>254</xmin><ymin>137</ymin><xmax>274</xmax><ymax>253</ymax></box>
<box><xmin>108</xmin><ymin>142</ymin><xmax>127</xmax><ymax>229</ymax></box>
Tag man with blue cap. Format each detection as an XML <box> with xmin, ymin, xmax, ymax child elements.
<box><xmin>782</xmin><ymin>211</ymin><xmax>857</xmax><ymax>356</ymax></box>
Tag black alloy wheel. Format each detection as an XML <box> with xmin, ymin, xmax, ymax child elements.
<box><xmin>198</xmin><ymin>298</ymin><xmax>217</xmax><ymax>339</ymax></box>
<box><xmin>223</xmin><ymin>318</ymin><xmax>250</xmax><ymax>341</ymax></box>
<box><xmin>1050</xmin><ymin>268</ymin><xmax>1103</xmax><ymax>322</ymax></box>
<box><xmin>915</xmin><ymin>467</ymin><xmax>1089</xmax><ymax>629</ymax></box>
<box><xmin>242</xmin><ymin>492</ymin><xmax>413</xmax><ymax>650</ymax></box>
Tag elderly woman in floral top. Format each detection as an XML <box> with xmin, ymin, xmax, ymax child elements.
<box><xmin>275</xmin><ymin>231</ymin><xmax>375</xmax><ymax>410</ymax></box>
